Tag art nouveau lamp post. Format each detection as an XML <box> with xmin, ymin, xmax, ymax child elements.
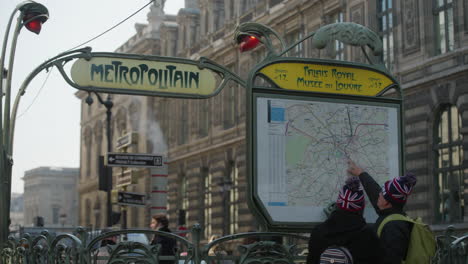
<box><xmin>0</xmin><ymin>1</ymin><xmax>49</xmax><ymax>248</ymax></box>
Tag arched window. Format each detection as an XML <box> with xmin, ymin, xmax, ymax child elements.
<box><xmin>203</xmin><ymin>168</ymin><xmax>212</xmax><ymax>239</ymax></box>
<box><xmin>179</xmin><ymin>101</ymin><xmax>188</xmax><ymax>145</ymax></box>
<box><xmin>178</xmin><ymin>172</ymin><xmax>189</xmax><ymax>224</ymax></box>
<box><xmin>435</xmin><ymin>105</ymin><xmax>464</xmax><ymax>223</ymax></box>
<box><xmin>377</xmin><ymin>0</ymin><xmax>395</xmax><ymax>71</ymax></box>
<box><xmin>228</xmin><ymin>161</ymin><xmax>239</xmax><ymax>235</ymax></box>
<box><xmin>433</xmin><ymin>0</ymin><xmax>454</xmax><ymax>54</ymax></box>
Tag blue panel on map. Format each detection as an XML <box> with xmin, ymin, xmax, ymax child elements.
<box><xmin>270</xmin><ymin>107</ymin><xmax>285</xmax><ymax>122</ymax></box>
<box><xmin>268</xmin><ymin>202</ymin><xmax>287</xmax><ymax>206</ymax></box>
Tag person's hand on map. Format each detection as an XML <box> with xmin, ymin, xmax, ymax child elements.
<box><xmin>347</xmin><ymin>159</ymin><xmax>363</xmax><ymax>177</ymax></box>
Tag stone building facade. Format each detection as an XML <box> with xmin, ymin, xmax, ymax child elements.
<box><xmin>23</xmin><ymin>167</ymin><xmax>79</xmax><ymax>227</ymax></box>
<box><xmin>10</xmin><ymin>193</ymin><xmax>24</xmax><ymax>231</ymax></box>
<box><xmin>77</xmin><ymin>0</ymin><xmax>468</xmax><ymax>235</ymax></box>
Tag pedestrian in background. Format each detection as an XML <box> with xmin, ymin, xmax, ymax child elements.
<box><xmin>95</xmin><ymin>229</ymin><xmax>118</xmax><ymax>264</ymax></box>
<box><xmin>150</xmin><ymin>214</ymin><xmax>176</xmax><ymax>264</ymax></box>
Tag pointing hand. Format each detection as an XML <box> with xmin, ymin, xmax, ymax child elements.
<box><xmin>347</xmin><ymin>159</ymin><xmax>363</xmax><ymax>177</ymax></box>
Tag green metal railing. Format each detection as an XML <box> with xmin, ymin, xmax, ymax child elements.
<box><xmin>433</xmin><ymin>226</ymin><xmax>468</xmax><ymax>264</ymax></box>
<box><xmin>3</xmin><ymin>224</ymin><xmax>468</xmax><ymax>264</ymax></box>
<box><xmin>1</xmin><ymin>225</ymin><xmax>309</xmax><ymax>264</ymax></box>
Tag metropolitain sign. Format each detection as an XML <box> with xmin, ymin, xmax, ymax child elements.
<box><xmin>258</xmin><ymin>62</ymin><xmax>396</xmax><ymax>96</ymax></box>
<box><xmin>71</xmin><ymin>55</ymin><xmax>218</xmax><ymax>98</ymax></box>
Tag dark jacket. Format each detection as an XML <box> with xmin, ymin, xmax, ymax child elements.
<box><xmin>306</xmin><ymin>209</ymin><xmax>383</xmax><ymax>264</ymax></box>
<box><xmin>151</xmin><ymin>226</ymin><xmax>176</xmax><ymax>264</ymax></box>
<box><xmin>359</xmin><ymin>172</ymin><xmax>413</xmax><ymax>264</ymax></box>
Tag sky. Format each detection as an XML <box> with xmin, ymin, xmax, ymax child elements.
<box><xmin>0</xmin><ymin>0</ymin><xmax>184</xmax><ymax>193</ymax></box>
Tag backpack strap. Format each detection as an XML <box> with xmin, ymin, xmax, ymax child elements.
<box><xmin>377</xmin><ymin>214</ymin><xmax>414</xmax><ymax>237</ymax></box>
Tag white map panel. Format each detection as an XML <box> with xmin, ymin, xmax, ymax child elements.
<box><xmin>256</xmin><ymin>96</ymin><xmax>400</xmax><ymax>223</ymax></box>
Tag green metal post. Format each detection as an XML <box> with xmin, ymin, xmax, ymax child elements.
<box><xmin>88</xmin><ymin>92</ymin><xmax>113</xmax><ymax>227</ymax></box>
<box><xmin>0</xmin><ymin>3</ymin><xmax>27</xmax><ymax>251</ymax></box>
<box><xmin>192</xmin><ymin>224</ymin><xmax>201</xmax><ymax>264</ymax></box>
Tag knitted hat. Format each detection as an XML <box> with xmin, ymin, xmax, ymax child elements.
<box><xmin>336</xmin><ymin>177</ymin><xmax>365</xmax><ymax>212</ymax></box>
<box><xmin>382</xmin><ymin>173</ymin><xmax>417</xmax><ymax>204</ymax></box>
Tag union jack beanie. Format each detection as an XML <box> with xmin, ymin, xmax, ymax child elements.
<box><xmin>336</xmin><ymin>177</ymin><xmax>365</xmax><ymax>212</ymax></box>
<box><xmin>382</xmin><ymin>173</ymin><xmax>417</xmax><ymax>204</ymax></box>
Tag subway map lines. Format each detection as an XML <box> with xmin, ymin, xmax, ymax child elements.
<box><xmin>267</xmin><ymin>99</ymin><xmax>392</xmax><ymax>207</ymax></box>
<box><xmin>285</xmin><ymin>103</ymin><xmax>389</xmax><ymax>206</ymax></box>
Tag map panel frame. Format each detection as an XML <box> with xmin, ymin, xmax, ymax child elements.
<box><xmin>248</xmin><ymin>90</ymin><xmax>404</xmax><ymax>231</ymax></box>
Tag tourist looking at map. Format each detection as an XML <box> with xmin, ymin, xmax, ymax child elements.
<box><xmin>306</xmin><ymin>177</ymin><xmax>382</xmax><ymax>264</ymax></box>
<box><xmin>347</xmin><ymin>159</ymin><xmax>416</xmax><ymax>264</ymax></box>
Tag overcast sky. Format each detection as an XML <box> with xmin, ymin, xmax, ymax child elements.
<box><xmin>1</xmin><ymin>0</ymin><xmax>184</xmax><ymax>193</ymax></box>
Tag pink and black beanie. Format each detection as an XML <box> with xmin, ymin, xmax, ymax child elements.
<box><xmin>382</xmin><ymin>172</ymin><xmax>417</xmax><ymax>204</ymax></box>
<box><xmin>336</xmin><ymin>177</ymin><xmax>365</xmax><ymax>212</ymax></box>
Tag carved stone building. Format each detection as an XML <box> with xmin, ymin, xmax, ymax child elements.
<box><xmin>77</xmin><ymin>0</ymin><xmax>468</xmax><ymax>235</ymax></box>
<box><xmin>23</xmin><ymin>167</ymin><xmax>79</xmax><ymax>227</ymax></box>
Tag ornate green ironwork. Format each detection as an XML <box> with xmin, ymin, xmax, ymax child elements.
<box><xmin>53</xmin><ymin>51</ymin><xmax>246</xmax><ymax>99</ymax></box>
<box><xmin>311</xmin><ymin>22</ymin><xmax>382</xmax><ymax>56</ymax></box>
<box><xmin>3</xmin><ymin>225</ymin><xmax>464</xmax><ymax>264</ymax></box>
<box><xmin>234</xmin><ymin>22</ymin><xmax>386</xmax><ymax>71</ymax></box>
<box><xmin>0</xmin><ymin>17</ymin><xmax>457</xmax><ymax>264</ymax></box>
<box><xmin>234</xmin><ymin>22</ymin><xmax>286</xmax><ymax>57</ymax></box>
<box><xmin>1</xmin><ymin>226</ymin><xmax>311</xmax><ymax>264</ymax></box>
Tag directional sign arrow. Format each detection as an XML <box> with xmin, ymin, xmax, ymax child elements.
<box><xmin>116</xmin><ymin>191</ymin><xmax>146</xmax><ymax>207</ymax></box>
<box><xmin>106</xmin><ymin>153</ymin><xmax>164</xmax><ymax>168</ymax></box>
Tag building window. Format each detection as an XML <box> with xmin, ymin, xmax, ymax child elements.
<box><xmin>204</xmin><ymin>11</ymin><xmax>210</xmax><ymax>35</ymax></box>
<box><xmin>378</xmin><ymin>0</ymin><xmax>394</xmax><ymax>71</ymax></box>
<box><xmin>229</xmin><ymin>0</ymin><xmax>235</xmax><ymax>19</ymax></box>
<box><xmin>434</xmin><ymin>0</ymin><xmax>454</xmax><ymax>54</ymax></box>
<box><xmin>204</xmin><ymin>171</ymin><xmax>212</xmax><ymax>239</ymax></box>
<box><xmin>222</xmin><ymin>160</ymin><xmax>238</xmax><ymax>235</ymax></box>
<box><xmin>214</xmin><ymin>1</ymin><xmax>225</xmax><ymax>31</ymax></box>
<box><xmin>229</xmin><ymin>162</ymin><xmax>239</xmax><ymax>235</ymax></box>
<box><xmin>179</xmin><ymin>102</ymin><xmax>188</xmax><ymax>145</ymax></box>
<box><xmin>435</xmin><ymin>105</ymin><xmax>465</xmax><ymax>223</ymax></box>
<box><xmin>223</xmin><ymin>66</ymin><xmax>237</xmax><ymax>129</ymax></box>
<box><xmin>285</xmin><ymin>30</ymin><xmax>304</xmax><ymax>57</ymax></box>
<box><xmin>84</xmin><ymin>127</ymin><xmax>92</xmax><ymax>178</ymax></box>
<box><xmin>199</xmin><ymin>100</ymin><xmax>210</xmax><ymax>138</ymax></box>
<box><xmin>242</xmin><ymin>0</ymin><xmax>254</xmax><ymax>13</ymax></box>
<box><xmin>52</xmin><ymin>206</ymin><xmax>60</xmax><ymax>225</ymax></box>
<box><xmin>331</xmin><ymin>12</ymin><xmax>345</xmax><ymax>60</ymax></box>
<box><xmin>179</xmin><ymin>173</ymin><xmax>189</xmax><ymax>220</ymax></box>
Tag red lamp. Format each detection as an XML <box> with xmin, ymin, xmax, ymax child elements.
<box><xmin>22</xmin><ymin>13</ymin><xmax>44</xmax><ymax>34</ymax></box>
<box><xmin>239</xmin><ymin>35</ymin><xmax>260</xmax><ymax>52</ymax></box>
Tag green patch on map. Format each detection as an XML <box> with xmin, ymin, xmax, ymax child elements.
<box><xmin>286</xmin><ymin>136</ymin><xmax>312</xmax><ymax>166</ymax></box>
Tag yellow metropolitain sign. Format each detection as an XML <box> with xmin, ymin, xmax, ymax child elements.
<box><xmin>71</xmin><ymin>57</ymin><xmax>217</xmax><ymax>96</ymax></box>
<box><xmin>259</xmin><ymin>62</ymin><xmax>395</xmax><ymax>96</ymax></box>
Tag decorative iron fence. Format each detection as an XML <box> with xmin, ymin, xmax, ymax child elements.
<box><xmin>4</xmin><ymin>224</ymin><xmax>467</xmax><ymax>264</ymax></box>
<box><xmin>1</xmin><ymin>224</ymin><xmax>309</xmax><ymax>264</ymax></box>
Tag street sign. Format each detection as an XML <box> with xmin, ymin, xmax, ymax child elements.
<box><xmin>116</xmin><ymin>132</ymin><xmax>138</xmax><ymax>150</ymax></box>
<box><xmin>70</xmin><ymin>55</ymin><xmax>218</xmax><ymax>97</ymax></box>
<box><xmin>116</xmin><ymin>169</ymin><xmax>137</xmax><ymax>188</ymax></box>
<box><xmin>117</xmin><ymin>191</ymin><xmax>146</xmax><ymax>207</ymax></box>
<box><xmin>106</xmin><ymin>153</ymin><xmax>163</xmax><ymax>168</ymax></box>
<box><xmin>259</xmin><ymin>61</ymin><xmax>395</xmax><ymax>96</ymax></box>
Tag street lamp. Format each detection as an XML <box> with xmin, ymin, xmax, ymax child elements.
<box><xmin>86</xmin><ymin>92</ymin><xmax>114</xmax><ymax>227</ymax></box>
<box><xmin>0</xmin><ymin>1</ymin><xmax>49</xmax><ymax>250</ymax></box>
<box><xmin>234</xmin><ymin>22</ymin><xmax>285</xmax><ymax>56</ymax></box>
